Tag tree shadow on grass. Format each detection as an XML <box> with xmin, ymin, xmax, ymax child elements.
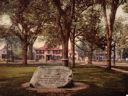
<box><xmin>121</xmin><ymin>74</ymin><xmax>128</xmax><ymax>94</ymax></box>
<box><xmin>0</xmin><ymin>75</ymin><xmax>46</xmax><ymax>96</ymax></box>
<box><xmin>74</xmin><ymin>83</ymin><xmax>127</xmax><ymax>96</ymax></box>
<box><xmin>74</xmin><ymin>74</ymin><xmax>128</xmax><ymax>96</ymax></box>
<box><xmin>0</xmin><ymin>70</ymin><xmax>128</xmax><ymax>96</ymax></box>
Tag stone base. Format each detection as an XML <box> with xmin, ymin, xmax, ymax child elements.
<box><xmin>22</xmin><ymin>82</ymin><xmax>89</xmax><ymax>96</ymax></box>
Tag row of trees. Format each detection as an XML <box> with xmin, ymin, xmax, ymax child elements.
<box><xmin>113</xmin><ymin>17</ymin><xmax>128</xmax><ymax>61</ymax></box>
<box><xmin>0</xmin><ymin>0</ymin><xmax>127</xmax><ymax>69</ymax></box>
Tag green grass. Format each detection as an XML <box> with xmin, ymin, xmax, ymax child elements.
<box><xmin>0</xmin><ymin>65</ymin><xmax>127</xmax><ymax>96</ymax></box>
<box><xmin>0</xmin><ymin>66</ymin><xmax>36</xmax><ymax>96</ymax></box>
<box><xmin>0</xmin><ymin>67</ymin><xmax>35</xmax><ymax>78</ymax></box>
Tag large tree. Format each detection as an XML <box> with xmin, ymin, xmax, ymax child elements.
<box><xmin>5</xmin><ymin>0</ymin><xmax>51</xmax><ymax>64</ymax></box>
<box><xmin>99</xmin><ymin>0</ymin><xmax>126</xmax><ymax>69</ymax></box>
<box><xmin>73</xmin><ymin>4</ymin><xmax>104</xmax><ymax>64</ymax></box>
<box><xmin>52</xmin><ymin>0</ymin><xmax>76</xmax><ymax>67</ymax></box>
<box><xmin>70</xmin><ymin>0</ymin><xmax>95</xmax><ymax>67</ymax></box>
<box><xmin>52</xmin><ymin>0</ymin><xmax>97</xmax><ymax>67</ymax></box>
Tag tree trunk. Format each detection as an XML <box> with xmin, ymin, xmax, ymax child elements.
<box><xmin>6</xmin><ymin>43</ymin><xmax>9</xmax><ymax>64</ymax></box>
<box><xmin>10</xmin><ymin>44</ymin><xmax>14</xmax><ymax>62</ymax></box>
<box><xmin>71</xmin><ymin>38</ymin><xmax>75</xmax><ymax>67</ymax></box>
<box><xmin>70</xmin><ymin>28</ymin><xmax>75</xmax><ymax>67</ymax></box>
<box><xmin>88</xmin><ymin>45</ymin><xmax>93</xmax><ymax>64</ymax></box>
<box><xmin>106</xmin><ymin>37</ymin><xmax>112</xmax><ymax>69</ymax></box>
<box><xmin>22</xmin><ymin>43</ymin><xmax>28</xmax><ymax>65</ymax></box>
<box><xmin>120</xmin><ymin>49</ymin><xmax>123</xmax><ymax>61</ymax></box>
<box><xmin>102</xmin><ymin>1</ymin><xmax>112</xmax><ymax>70</ymax></box>
<box><xmin>28</xmin><ymin>43</ymin><xmax>34</xmax><ymax>60</ymax></box>
<box><xmin>53</xmin><ymin>0</ymin><xmax>75</xmax><ymax>67</ymax></box>
<box><xmin>113</xmin><ymin>43</ymin><xmax>116</xmax><ymax>66</ymax></box>
<box><xmin>62</xmin><ymin>39</ymin><xmax>69</xmax><ymax>67</ymax></box>
<box><xmin>102</xmin><ymin>0</ymin><xmax>119</xmax><ymax>70</ymax></box>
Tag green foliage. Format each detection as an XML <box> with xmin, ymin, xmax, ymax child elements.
<box><xmin>113</xmin><ymin>18</ymin><xmax>128</xmax><ymax>50</ymax></box>
<box><xmin>75</xmin><ymin>5</ymin><xmax>105</xmax><ymax>50</ymax></box>
<box><xmin>42</xmin><ymin>24</ymin><xmax>62</xmax><ymax>47</ymax></box>
<box><xmin>96</xmin><ymin>36</ymin><xmax>107</xmax><ymax>50</ymax></box>
<box><xmin>1</xmin><ymin>0</ymin><xmax>55</xmax><ymax>63</ymax></box>
<box><xmin>123</xmin><ymin>3</ymin><xmax>128</xmax><ymax>13</ymax></box>
<box><xmin>4</xmin><ymin>0</ymin><xmax>53</xmax><ymax>43</ymax></box>
<box><xmin>122</xmin><ymin>48</ymin><xmax>128</xmax><ymax>59</ymax></box>
<box><xmin>0</xmin><ymin>0</ymin><xmax>9</xmax><ymax>14</ymax></box>
<box><xmin>0</xmin><ymin>26</ymin><xmax>6</xmax><ymax>38</ymax></box>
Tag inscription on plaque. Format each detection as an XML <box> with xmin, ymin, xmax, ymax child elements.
<box><xmin>30</xmin><ymin>66</ymin><xmax>73</xmax><ymax>88</ymax></box>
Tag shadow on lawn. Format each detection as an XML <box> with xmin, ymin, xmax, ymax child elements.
<box><xmin>0</xmin><ymin>66</ymin><xmax>128</xmax><ymax>96</ymax></box>
<box><xmin>0</xmin><ymin>76</ymin><xmax>128</xmax><ymax>96</ymax></box>
<box><xmin>74</xmin><ymin>74</ymin><xmax>128</xmax><ymax>96</ymax></box>
<box><xmin>0</xmin><ymin>75</ymin><xmax>44</xmax><ymax>96</ymax></box>
<box><xmin>74</xmin><ymin>84</ymin><xmax>127</xmax><ymax>96</ymax></box>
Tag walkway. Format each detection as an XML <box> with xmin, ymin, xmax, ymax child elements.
<box><xmin>111</xmin><ymin>67</ymin><xmax>128</xmax><ymax>74</ymax></box>
<box><xmin>93</xmin><ymin>61</ymin><xmax>128</xmax><ymax>74</ymax></box>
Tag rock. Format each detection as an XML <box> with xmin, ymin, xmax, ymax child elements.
<box><xmin>30</xmin><ymin>66</ymin><xmax>73</xmax><ymax>88</ymax></box>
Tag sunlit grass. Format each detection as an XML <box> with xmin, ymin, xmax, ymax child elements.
<box><xmin>0</xmin><ymin>67</ymin><xmax>36</xmax><ymax>79</ymax></box>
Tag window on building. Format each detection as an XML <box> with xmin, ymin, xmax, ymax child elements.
<box><xmin>53</xmin><ymin>50</ymin><xmax>62</xmax><ymax>54</ymax></box>
<box><xmin>41</xmin><ymin>50</ymin><xmax>44</xmax><ymax>54</ymax></box>
<box><xmin>47</xmin><ymin>50</ymin><xmax>51</xmax><ymax>54</ymax></box>
<box><xmin>36</xmin><ymin>50</ymin><xmax>41</xmax><ymax>54</ymax></box>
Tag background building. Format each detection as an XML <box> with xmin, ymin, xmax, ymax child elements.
<box><xmin>34</xmin><ymin>44</ymin><xmax>79</xmax><ymax>63</ymax></box>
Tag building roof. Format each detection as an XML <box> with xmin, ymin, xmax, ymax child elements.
<box><xmin>35</xmin><ymin>44</ymin><xmax>62</xmax><ymax>51</ymax></box>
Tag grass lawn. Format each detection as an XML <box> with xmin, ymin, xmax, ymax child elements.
<box><xmin>0</xmin><ymin>65</ymin><xmax>127</xmax><ymax>96</ymax></box>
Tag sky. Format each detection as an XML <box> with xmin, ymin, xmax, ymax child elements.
<box><xmin>0</xmin><ymin>14</ymin><xmax>11</xmax><ymax>27</ymax></box>
<box><xmin>116</xmin><ymin>5</ymin><xmax>128</xmax><ymax>22</ymax></box>
<box><xmin>0</xmin><ymin>5</ymin><xmax>128</xmax><ymax>49</ymax></box>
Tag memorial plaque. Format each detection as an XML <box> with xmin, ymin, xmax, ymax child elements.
<box><xmin>30</xmin><ymin>66</ymin><xmax>73</xmax><ymax>88</ymax></box>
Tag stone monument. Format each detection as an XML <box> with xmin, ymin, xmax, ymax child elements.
<box><xmin>22</xmin><ymin>66</ymin><xmax>89</xmax><ymax>96</ymax></box>
<box><xmin>30</xmin><ymin>66</ymin><xmax>73</xmax><ymax>88</ymax></box>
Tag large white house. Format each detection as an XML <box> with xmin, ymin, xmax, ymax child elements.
<box><xmin>34</xmin><ymin>44</ymin><xmax>79</xmax><ymax>63</ymax></box>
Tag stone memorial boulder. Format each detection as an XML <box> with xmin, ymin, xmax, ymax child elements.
<box><xmin>30</xmin><ymin>66</ymin><xmax>73</xmax><ymax>88</ymax></box>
